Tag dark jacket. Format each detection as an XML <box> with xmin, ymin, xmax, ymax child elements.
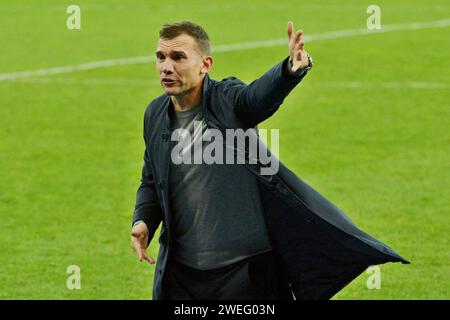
<box><xmin>133</xmin><ymin>56</ymin><xmax>409</xmax><ymax>300</ymax></box>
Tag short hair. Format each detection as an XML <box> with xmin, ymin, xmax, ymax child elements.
<box><xmin>159</xmin><ymin>21</ymin><xmax>211</xmax><ymax>56</ymax></box>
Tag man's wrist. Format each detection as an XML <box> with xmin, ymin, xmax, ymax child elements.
<box><xmin>289</xmin><ymin>54</ymin><xmax>313</xmax><ymax>73</ymax></box>
<box><xmin>283</xmin><ymin>55</ymin><xmax>311</xmax><ymax>79</ymax></box>
<box><xmin>133</xmin><ymin>220</ymin><xmax>146</xmax><ymax>228</ymax></box>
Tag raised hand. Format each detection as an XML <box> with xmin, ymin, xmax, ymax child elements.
<box><xmin>287</xmin><ymin>21</ymin><xmax>311</xmax><ymax>72</ymax></box>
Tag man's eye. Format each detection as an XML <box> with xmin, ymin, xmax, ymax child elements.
<box><xmin>173</xmin><ymin>55</ymin><xmax>184</xmax><ymax>60</ymax></box>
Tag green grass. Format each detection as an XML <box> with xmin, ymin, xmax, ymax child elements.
<box><xmin>0</xmin><ymin>0</ymin><xmax>448</xmax><ymax>299</ymax></box>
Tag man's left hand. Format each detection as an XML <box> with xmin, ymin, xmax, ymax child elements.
<box><xmin>287</xmin><ymin>21</ymin><xmax>310</xmax><ymax>72</ymax></box>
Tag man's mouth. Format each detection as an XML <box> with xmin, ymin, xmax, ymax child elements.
<box><xmin>161</xmin><ymin>78</ymin><xmax>178</xmax><ymax>86</ymax></box>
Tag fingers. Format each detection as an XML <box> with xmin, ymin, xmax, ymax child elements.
<box><xmin>144</xmin><ymin>254</ymin><xmax>156</xmax><ymax>264</ymax></box>
<box><xmin>288</xmin><ymin>22</ymin><xmax>305</xmax><ymax>51</ymax></box>
<box><xmin>139</xmin><ymin>248</ymin><xmax>156</xmax><ymax>264</ymax></box>
<box><xmin>294</xmin><ymin>30</ymin><xmax>304</xmax><ymax>52</ymax></box>
<box><xmin>287</xmin><ymin>21</ymin><xmax>294</xmax><ymax>41</ymax></box>
<box><xmin>131</xmin><ymin>236</ymin><xmax>142</xmax><ymax>254</ymax></box>
<box><xmin>296</xmin><ymin>43</ymin><xmax>305</xmax><ymax>61</ymax></box>
<box><xmin>288</xmin><ymin>22</ymin><xmax>308</xmax><ymax>69</ymax></box>
<box><xmin>295</xmin><ymin>29</ymin><xmax>302</xmax><ymax>44</ymax></box>
<box><xmin>294</xmin><ymin>31</ymin><xmax>305</xmax><ymax>62</ymax></box>
<box><xmin>131</xmin><ymin>236</ymin><xmax>155</xmax><ymax>264</ymax></box>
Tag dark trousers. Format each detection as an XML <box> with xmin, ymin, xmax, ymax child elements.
<box><xmin>162</xmin><ymin>250</ymin><xmax>294</xmax><ymax>300</ymax></box>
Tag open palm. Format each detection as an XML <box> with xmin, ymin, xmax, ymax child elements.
<box><xmin>287</xmin><ymin>21</ymin><xmax>310</xmax><ymax>72</ymax></box>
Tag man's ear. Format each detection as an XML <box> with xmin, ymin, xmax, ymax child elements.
<box><xmin>200</xmin><ymin>56</ymin><xmax>213</xmax><ymax>75</ymax></box>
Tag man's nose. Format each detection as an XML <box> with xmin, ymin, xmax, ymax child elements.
<box><xmin>161</xmin><ymin>59</ymin><xmax>174</xmax><ymax>74</ymax></box>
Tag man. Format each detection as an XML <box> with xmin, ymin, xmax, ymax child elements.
<box><xmin>131</xmin><ymin>21</ymin><xmax>408</xmax><ymax>300</ymax></box>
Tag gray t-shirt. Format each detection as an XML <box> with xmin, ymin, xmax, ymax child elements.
<box><xmin>168</xmin><ymin>102</ymin><xmax>273</xmax><ymax>270</ymax></box>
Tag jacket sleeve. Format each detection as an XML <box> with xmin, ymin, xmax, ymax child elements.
<box><xmin>132</xmin><ymin>108</ymin><xmax>163</xmax><ymax>247</ymax></box>
<box><xmin>221</xmin><ymin>56</ymin><xmax>309</xmax><ymax>127</ymax></box>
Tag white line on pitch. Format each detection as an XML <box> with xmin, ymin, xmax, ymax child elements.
<box><xmin>1</xmin><ymin>19</ymin><xmax>449</xmax><ymax>81</ymax></box>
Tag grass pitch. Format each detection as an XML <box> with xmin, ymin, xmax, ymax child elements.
<box><xmin>0</xmin><ymin>0</ymin><xmax>448</xmax><ymax>299</ymax></box>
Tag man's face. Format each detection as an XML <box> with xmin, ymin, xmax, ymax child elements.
<box><xmin>156</xmin><ymin>34</ymin><xmax>210</xmax><ymax>96</ymax></box>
